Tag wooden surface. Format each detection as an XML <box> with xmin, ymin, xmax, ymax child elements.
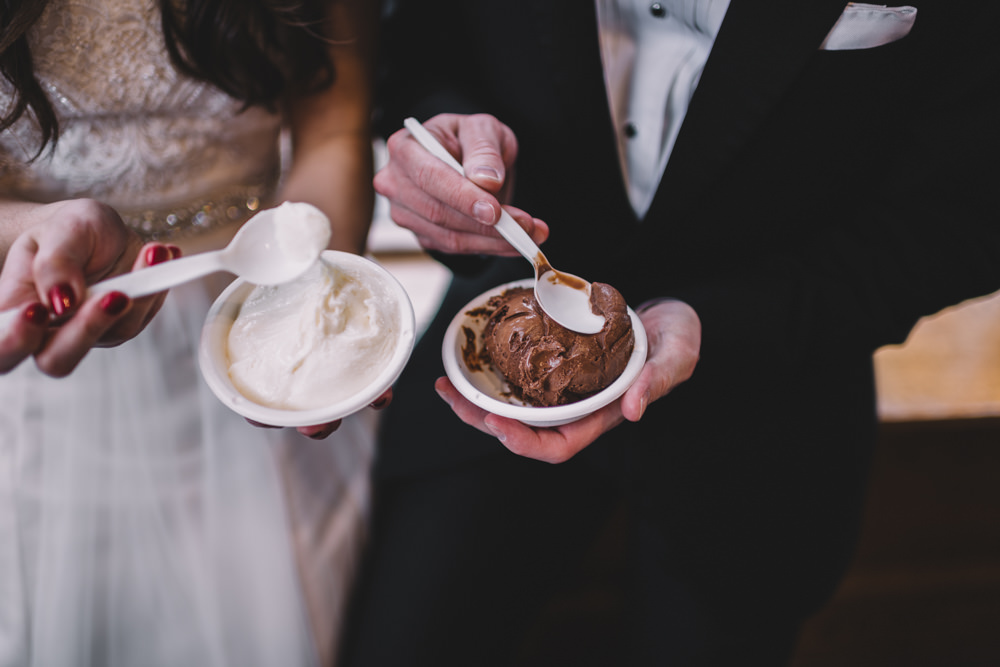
<box><xmin>875</xmin><ymin>291</ymin><xmax>1000</xmax><ymax>422</ymax></box>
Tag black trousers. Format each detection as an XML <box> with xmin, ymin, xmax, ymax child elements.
<box><xmin>337</xmin><ymin>437</ymin><xmax>852</xmax><ymax>667</ymax></box>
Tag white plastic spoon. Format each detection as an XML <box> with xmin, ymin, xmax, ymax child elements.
<box><xmin>0</xmin><ymin>201</ymin><xmax>330</xmax><ymax>331</ymax></box>
<box><xmin>403</xmin><ymin>117</ymin><xmax>605</xmax><ymax>334</ymax></box>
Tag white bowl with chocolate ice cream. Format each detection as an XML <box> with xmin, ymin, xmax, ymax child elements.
<box><xmin>442</xmin><ymin>278</ymin><xmax>647</xmax><ymax>427</ymax></box>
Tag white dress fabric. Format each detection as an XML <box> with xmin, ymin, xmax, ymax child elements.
<box><xmin>0</xmin><ymin>2</ymin><xmax>373</xmax><ymax>666</ymax></box>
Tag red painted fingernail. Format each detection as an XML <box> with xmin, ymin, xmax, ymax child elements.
<box><xmin>100</xmin><ymin>291</ymin><xmax>129</xmax><ymax>316</ymax></box>
<box><xmin>146</xmin><ymin>245</ymin><xmax>171</xmax><ymax>265</ymax></box>
<box><xmin>371</xmin><ymin>396</ymin><xmax>390</xmax><ymax>409</ymax></box>
<box><xmin>24</xmin><ymin>303</ymin><xmax>49</xmax><ymax>325</ymax></box>
<box><xmin>48</xmin><ymin>284</ymin><xmax>74</xmax><ymax>316</ymax></box>
<box><xmin>166</xmin><ymin>245</ymin><xmax>182</xmax><ymax>259</ymax></box>
<box><xmin>308</xmin><ymin>421</ymin><xmax>342</xmax><ymax>439</ymax></box>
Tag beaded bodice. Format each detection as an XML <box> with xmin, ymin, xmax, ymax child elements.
<box><xmin>0</xmin><ymin>0</ymin><xmax>283</xmax><ymax>240</ymax></box>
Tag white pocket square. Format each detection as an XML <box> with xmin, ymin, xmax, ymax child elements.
<box><xmin>820</xmin><ymin>3</ymin><xmax>917</xmax><ymax>50</ymax></box>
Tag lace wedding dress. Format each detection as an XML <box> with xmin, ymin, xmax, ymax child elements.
<box><xmin>0</xmin><ymin>2</ymin><xmax>373</xmax><ymax>665</ymax></box>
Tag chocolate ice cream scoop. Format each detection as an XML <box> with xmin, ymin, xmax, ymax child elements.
<box><xmin>481</xmin><ymin>283</ymin><xmax>635</xmax><ymax>406</ymax></box>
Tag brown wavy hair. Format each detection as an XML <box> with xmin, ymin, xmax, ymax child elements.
<box><xmin>0</xmin><ymin>0</ymin><xmax>336</xmax><ymax>155</ymax></box>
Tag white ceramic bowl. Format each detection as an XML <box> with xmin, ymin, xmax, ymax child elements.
<box><xmin>199</xmin><ymin>250</ymin><xmax>416</xmax><ymax>427</ymax></box>
<box><xmin>441</xmin><ymin>278</ymin><xmax>648</xmax><ymax>427</ymax></box>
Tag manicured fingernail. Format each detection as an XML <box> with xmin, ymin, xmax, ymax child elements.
<box><xmin>48</xmin><ymin>284</ymin><xmax>74</xmax><ymax>316</ymax></box>
<box><xmin>371</xmin><ymin>396</ymin><xmax>390</xmax><ymax>409</ymax></box>
<box><xmin>485</xmin><ymin>420</ymin><xmax>506</xmax><ymax>443</ymax></box>
<box><xmin>100</xmin><ymin>291</ymin><xmax>129</xmax><ymax>316</ymax></box>
<box><xmin>309</xmin><ymin>422</ymin><xmax>341</xmax><ymax>439</ymax></box>
<box><xmin>435</xmin><ymin>385</ymin><xmax>453</xmax><ymax>407</ymax></box>
<box><xmin>166</xmin><ymin>245</ymin><xmax>182</xmax><ymax>259</ymax></box>
<box><xmin>470</xmin><ymin>166</ymin><xmax>501</xmax><ymax>183</ymax></box>
<box><xmin>473</xmin><ymin>201</ymin><xmax>497</xmax><ymax>224</ymax></box>
<box><xmin>146</xmin><ymin>245</ymin><xmax>170</xmax><ymax>265</ymax></box>
<box><xmin>638</xmin><ymin>390</ymin><xmax>650</xmax><ymax>420</ymax></box>
<box><xmin>24</xmin><ymin>303</ymin><xmax>48</xmax><ymax>325</ymax></box>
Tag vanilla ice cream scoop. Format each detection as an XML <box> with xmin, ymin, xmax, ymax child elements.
<box><xmin>226</xmin><ymin>257</ymin><xmax>401</xmax><ymax>410</ymax></box>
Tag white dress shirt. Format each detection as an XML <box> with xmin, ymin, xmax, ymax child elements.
<box><xmin>596</xmin><ymin>0</ymin><xmax>731</xmax><ymax>218</ymax></box>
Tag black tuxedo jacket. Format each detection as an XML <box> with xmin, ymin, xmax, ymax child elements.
<box><xmin>373</xmin><ymin>0</ymin><xmax>1000</xmax><ymax>600</ymax></box>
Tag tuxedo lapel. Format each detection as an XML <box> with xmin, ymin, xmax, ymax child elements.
<box><xmin>525</xmin><ymin>0</ymin><xmax>641</xmax><ymax>223</ymax></box>
<box><xmin>654</xmin><ymin>0</ymin><xmax>848</xmax><ymax>213</ymax></box>
<box><xmin>529</xmin><ymin>0</ymin><xmax>617</xmax><ymax>135</ymax></box>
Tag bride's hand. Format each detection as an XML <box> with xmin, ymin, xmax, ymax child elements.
<box><xmin>246</xmin><ymin>387</ymin><xmax>395</xmax><ymax>439</ymax></box>
<box><xmin>0</xmin><ymin>198</ymin><xmax>179</xmax><ymax>376</ymax></box>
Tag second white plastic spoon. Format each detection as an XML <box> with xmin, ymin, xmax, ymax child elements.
<box><xmin>403</xmin><ymin>117</ymin><xmax>605</xmax><ymax>334</ymax></box>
